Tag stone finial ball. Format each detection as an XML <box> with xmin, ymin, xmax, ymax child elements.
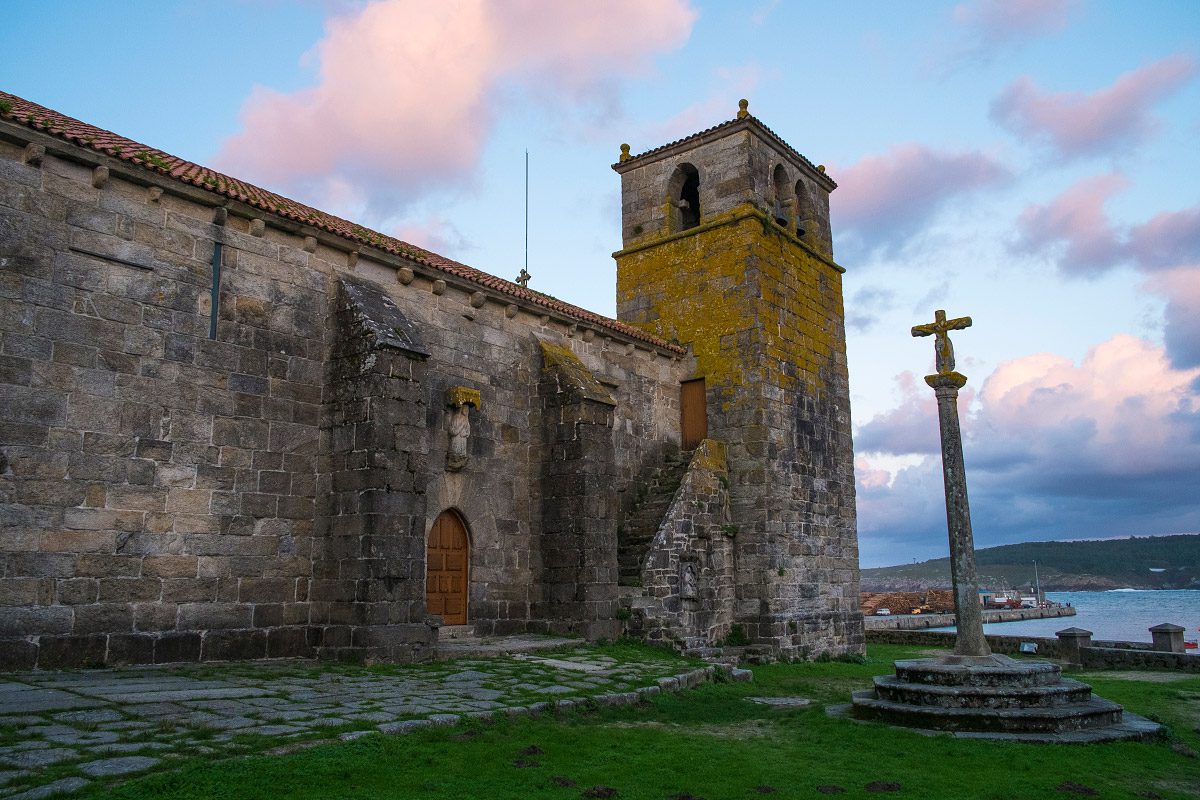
<box><xmin>737</xmin><ymin>99</ymin><xmax>749</xmax><ymax>118</ymax></box>
<box><xmin>619</xmin><ymin>143</ymin><xmax>631</xmax><ymax>162</ymax></box>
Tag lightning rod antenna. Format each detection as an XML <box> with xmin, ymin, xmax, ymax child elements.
<box><xmin>524</xmin><ymin>150</ymin><xmax>529</xmax><ymax>275</ymax></box>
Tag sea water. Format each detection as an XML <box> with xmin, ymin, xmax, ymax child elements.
<box><xmin>929</xmin><ymin>589</ymin><xmax>1200</xmax><ymax>648</ymax></box>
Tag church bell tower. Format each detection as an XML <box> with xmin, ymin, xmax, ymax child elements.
<box><xmin>612</xmin><ymin>100</ymin><xmax>863</xmax><ymax>658</ymax></box>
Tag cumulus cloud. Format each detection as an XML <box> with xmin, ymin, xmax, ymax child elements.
<box><xmin>216</xmin><ymin>0</ymin><xmax>695</xmax><ymax>218</ymax></box>
<box><xmin>990</xmin><ymin>54</ymin><xmax>1197</xmax><ymax>159</ymax></box>
<box><xmin>855</xmin><ymin>335</ymin><xmax>1200</xmax><ymax>564</ymax></box>
<box><xmin>1144</xmin><ymin>267</ymin><xmax>1200</xmax><ymax>369</ymax></box>
<box><xmin>833</xmin><ymin>143</ymin><xmax>1009</xmax><ymax>255</ymax></box>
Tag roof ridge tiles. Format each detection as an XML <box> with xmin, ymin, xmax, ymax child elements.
<box><xmin>0</xmin><ymin>90</ymin><xmax>684</xmax><ymax>355</ymax></box>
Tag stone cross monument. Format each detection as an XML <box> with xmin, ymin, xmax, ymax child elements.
<box><xmin>849</xmin><ymin>308</ymin><xmax>1161</xmax><ymax>742</ymax></box>
<box><xmin>911</xmin><ymin>309</ymin><xmax>990</xmax><ymax>658</ymax></box>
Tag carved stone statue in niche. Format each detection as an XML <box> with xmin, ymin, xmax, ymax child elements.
<box><xmin>445</xmin><ymin>386</ymin><xmax>482</xmax><ymax>472</ymax></box>
<box><xmin>680</xmin><ymin>562</ymin><xmax>698</xmax><ymax>600</ymax></box>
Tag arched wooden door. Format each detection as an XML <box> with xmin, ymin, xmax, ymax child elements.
<box><xmin>426</xmin><ymin>511</ymin><xmax>469</xmax><ymax>625</ymax></box>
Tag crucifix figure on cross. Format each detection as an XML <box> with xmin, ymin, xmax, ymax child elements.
<box><xmin>911</xmin><ymin>309</ymin><xmax>972</xmax><ymax>376</ymax></box>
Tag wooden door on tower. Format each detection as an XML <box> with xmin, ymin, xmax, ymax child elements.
<box><xmin>680</xmin><ymin>378</ymin><xmax>707</xmax><ymax>450</ymax></box>
<box><xmin>426</xmin><ymin>511</ymin><xmax>469</xmax><ymax>625</ymax></box>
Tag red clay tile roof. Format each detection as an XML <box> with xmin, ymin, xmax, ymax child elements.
<box><xmin>614</xmin><ymin>113</ymin><xmax>837</xmax><ymax>190</ymax></box>
<box><xmin>0</xmin><ymin>91</ymin><xmax>684</xmax><ymax>354</ymax></box>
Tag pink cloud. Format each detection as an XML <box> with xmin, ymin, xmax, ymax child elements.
<box><xmin>855</xmin><ymin>456</ymin><xmax>892</xmax><ymax>490</ymax></box>
<box><xmin>1011</xmin><ymin>173</ymin><xmax>1128</xmax><ymax>274</ymax></box>
<box><xmin>392</xmin><ymin>214</ymin><xmax>470</xmax><ymax>258</ymax></box>
<box><xmin>952</xmin><ymin>0</ymin><xmax>1077</xmax><ymax>49</ymax></box>
<box><xmin>1127</xmin><ymin>207</ymin><xmax>1200</xmax><ymax>271</ymax></box>
<box><xmin>833</xmin><ymin>143</ymin><xmax>1009</xmax><ymax>252</ymax></box>
<box><xmin>1012</xmin><ymin>175</ymin><xmax>1200</xmax><ymax>367</ymax></box>
<box><xmin>855</xmin><ymin>371</ymin><xmax>943</xmax><ymax>456</ymax></box>
<box><xmin>978</xmin><ymin>335</ymin><xmax>1200</xmax><ymax>473</ymax></box>
<box><xmin>216</xmin><ymin>0</ymin><xmax>695</xmax><ymax>218</ymax></box>
<box><xmin>990</xmin><ymin>54</ymin><xmax>1197</xmax><ymax>158</ymax></box>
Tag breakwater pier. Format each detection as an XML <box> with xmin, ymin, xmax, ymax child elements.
<box><xmin>863</xmin><ymin>604</ymin><xmax>1076</xmax><ymax>631</ymax></box>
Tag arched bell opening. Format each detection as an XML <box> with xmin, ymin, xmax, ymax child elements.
<box><xmin>667</xmin><ymin>162</ymin><xmax>701</xmax><ymax>232</ymax></box>
<box><xmin>794</xmin><ymin>179</ymin><xmax>816</xmax><ymax>241</ymax></box>
<box><xmin>771</xmin><ymin>164</ymin><xmax>793</xmax><ymax>227</ymax></box>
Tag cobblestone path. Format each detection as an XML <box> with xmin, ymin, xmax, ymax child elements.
<box><xmin>0</xmin><ymin>641</ymin><xmax>710</xmax><ymax>799</ymax></box>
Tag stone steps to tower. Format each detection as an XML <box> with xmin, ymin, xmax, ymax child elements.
<box><xmin>850</xmin><ymin>692</ymin><xmax>1125</xmax><ymax>734</ymax></box>
<box><xmin>872</xmin><ymin>675</ymin><xmax>1094</xmax><ymax>709</ymax></box>
<box><xmin>617</xmin><ymin>452</ymin><xmax>692</xmax><ymax>586</ymax></box>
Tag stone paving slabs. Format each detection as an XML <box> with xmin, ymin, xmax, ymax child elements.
<box><xmin>0</xmin><ymin>643</ymin><xmax>704</xmax><ymax>797</ymax></box>
<box><xmin>76</xmin><ymin>756</ymin><xmax>160</xmax><ymax>778</ymax></box>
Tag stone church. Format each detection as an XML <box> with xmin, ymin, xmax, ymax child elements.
<box><xmin>0</xmin><ymin>91</ymin><xmax>863</xmax><ymax>668</ymax></box>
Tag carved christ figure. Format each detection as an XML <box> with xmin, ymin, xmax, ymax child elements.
<box><xmin>911</xmin><ymin>309</ymin><xmax>972</xmax><ymax>375</ymax></box>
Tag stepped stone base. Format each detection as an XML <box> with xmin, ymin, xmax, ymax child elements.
<box><xmin>849</xmin><ymin>654</ymin><xmax>1163</xmax><ymax>743</ymax></box>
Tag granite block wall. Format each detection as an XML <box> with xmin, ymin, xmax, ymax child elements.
<box><xmin>0</xmin><ymin>137</ymin><xmax>327</xmax><ymax>668</ymax></box>
<box><xmin>0</xmin><ymin>114</ymin><xmax>693</xmax><ymax>666</ymax></box>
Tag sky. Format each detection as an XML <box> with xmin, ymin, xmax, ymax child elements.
<box><xmin>4</xmin><ymin>0</ymin><xmax>1198</xmax><ymax>567</ymax></box>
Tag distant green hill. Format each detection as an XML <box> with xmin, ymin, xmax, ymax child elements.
<box><xmin>862</xmin><ymin>535</ymin><xmax>1200</xmax><ymax>592</ymax></box>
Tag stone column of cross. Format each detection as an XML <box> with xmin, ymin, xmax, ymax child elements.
<box><xmin>911</xmin><ymin>309</ymin><xmax>991</xmax><ymax>658</ymax></box>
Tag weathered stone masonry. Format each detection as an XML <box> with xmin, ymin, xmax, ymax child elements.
<box><xmin>0</xmin><ymin>92</ymin><xmax>862</xmax><ymax>667</ymax></box>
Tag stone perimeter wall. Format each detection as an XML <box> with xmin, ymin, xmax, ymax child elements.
<box><xmin>0</xmin><ymin>123</ymin><xmax>691</xmax><ymax>668</ymax></box>
<box><xmin>866</xmin><ymin>629</ymin><xmax>1200</xmax><ymax>672</ymax></box>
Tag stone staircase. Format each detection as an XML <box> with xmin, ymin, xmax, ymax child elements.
<box><xmin>617</xmin><ymin>451</ymin><xmax>691</xmax><ymax>587</ymax></box>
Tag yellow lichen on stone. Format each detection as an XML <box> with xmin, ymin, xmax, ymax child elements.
<box><xmin>615</xmin><ymin>203</ymin><xmax>845</xmax><ymax>399</ymax></box>
<box><xmin>690</xmin><ymin>438</ymin><xmax>727</xmax><ymax>473</ymax></box>
<box><xmin>538</xmin><ymin>340</ymin><xmax>616</xmax><ymax>406</ymax></box>
<box><xmin>446</xmin><ymin>386</ymin><xmax>482</xmax><ymax>409</ymax></box>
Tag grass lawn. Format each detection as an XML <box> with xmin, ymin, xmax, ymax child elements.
<box><xmin>88</xmin><ymin>643</ymin><xmax>1200</xmax><ymax>800</ymax></box>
